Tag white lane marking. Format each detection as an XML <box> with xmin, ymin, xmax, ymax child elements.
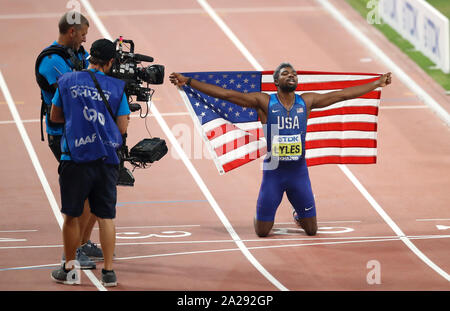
<box><xmin>0</xmin><ymin>263</ymin><xmax>61</xmax><ymax>271</ymax></box>
<box><xmin>0</xmin><ymin>6</ymin><xmax>323</xmax><ymax>20</ymax></box>
<box><xmin>2</xmin><ymin>234</ymin><xmax>449</xmax><ymax>250</ymax></box>
<box><xmin>0</xmin><ymin>119</ymin><xmax>39</xmax><ymax>125</ymax></box>
<box><xmin>338</xmin><ymin>165</ymin><xmax>450</xmax><ymax>281</ymax></box>
<box><xmin>198</xmin><ymin>0</ymin><xmax>450</xmax><ymax>282</ymax></box>
<box><xmin>116</xmin><ymin>231</ymin><xmax>192</xmax><ymax>239</ymax></box>
<box><xmin>1</xmin><ymin>233</ymin><xmax>449</xmax><ymax>253</ymax></box>
<box><xmin>0</xmin><ymin>71</ymin><xmax>106</xmax><ymax>291</ymax></box>
<box><xmin>152</xmin><ymin>102</ymin><xmax>292</xmax><ymax>289</ymax></box>
<box><xmin>0</xmin><ymin>230</ymin><xmax>38</xmax><ymax>233</ymax></box>
<box><xmin>0</xmin><ymin>238</ymin><xmax>27</xmax><ymax>243</ymax></box>
<box><xmin>0</xmin><ymin>71</ymin><xmax>63</xmax><ymax>227</ymax></box>
<box><xmin>197</xmin><ymin>0</ymin><xmax>264</xmax><ymax>71</ymax></box>
<box><xmin>315</xmin><ymin>0</ymin><xmax>449</xmax><ymax>126</ymax></box>
<box><xmin>3</xmin><ymin>233</ymin><xmax>449</xmax><ymax>273</ymax></box>
<box><xmin>416</xmin><ymin>218</ymin><xmax>450</xmax><ymax>222</ymax></box>
<box><xmin>111</xmin><ymin>234</ymin><xmax>450</xmax><ymax>262</ymax></box>
<box><xmin>0</xmin><ymin>244</ymin><xmax>63</xmax><ymax>250</ymax></box>
<box><xmin>81</xmin><ymin>0</ymin><xmax>287</xmax><ymax>292</ymax></box>
<box><xmin>379</xmin><ymin>105</ymin><xmax>428</xmax><ymax>109</ymax></box>
<box><xmin>275</xmin><ymin>220</ymin><xmax>362</xmax><ymax>225</ymax></box>
<box><xmin>0</xmin><ymin>106</ymin><xmax>432</xmax><ymax>125</ymax></box>
<box><xmin>196</xmin><ymin>0</ymin><xmax>291</xmax><ymax>291</ymax></box>
<box><xmin>114</xmin><ymin>225</ymin><xmax>201</xmax><ymax>230</ymax></box>
<box><xmin>0</xmin><ymin>111</ymin><xmax>189</xmax><ymax>125</ymax></box>
<box><xmin>274</xmin><ymin>227</ymin><xmax>355</xmax><ymax>235</ymax></box>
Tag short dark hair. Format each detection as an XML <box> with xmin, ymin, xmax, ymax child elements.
<box><xmin>58</xmin><ymin>11</ymin><xmax>89</xmax><ymax>34</ymax></box>
<box><xmin>90</xmin><ymin>39</ymin><xmax>116</xmax><ymax>61</ymax></box>
<box><xmin>88</xmin><ymin>56</ymin><xmax>110</xmax><ymax>67</ymax></box>
<box><xmin>273</xmin><ymin>62</ymin><xmax>295</xmax><ymax>81</ymax></box>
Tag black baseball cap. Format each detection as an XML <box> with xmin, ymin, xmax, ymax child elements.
<box><xmin>89</xmin><ymin>39</ymin><xmax>116</xmax><ymax>61</ymax></box>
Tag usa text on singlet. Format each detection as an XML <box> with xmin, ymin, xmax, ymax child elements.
<box><xmin>263</xmin><ymin>93</ymin><xmax>308</xmax><ymax>162</ymax></box>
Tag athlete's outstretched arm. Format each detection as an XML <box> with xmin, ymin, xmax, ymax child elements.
<box><xmin>169</xmin><ymin>72</ymin><xmax>267</xmax><ymax>109</ymax></box>
<box><xmin>303</xmin><ymin>72</ymin><xmax>392</xmax><ymax>111</ymax></box>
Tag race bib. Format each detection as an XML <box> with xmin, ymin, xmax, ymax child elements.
<box><xmin>271</xmin><ymin>134</ymin><xmax>302</xmax><ymax>161</ymax></box>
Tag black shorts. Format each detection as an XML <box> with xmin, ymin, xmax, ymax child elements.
<box><xmin>48</xmin><ymin>134</ymin><xmax>62</xmax><ymax>162</ymax></box>
<box><xmin>58</xmin><ymin>160</ymin><xmax>119</xmax><ymax>219</ymax></box>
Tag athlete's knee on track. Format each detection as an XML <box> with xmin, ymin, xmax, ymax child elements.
<box><xmin>304</xmin><ymin>227</ymin><xmax>317</xmax><ymax>236</ymax></box>
<box><xmin>254</xmin><ymin>225</ymin><xmax>271</xmax><ymax>237</ymax></box>
<box><xmin>254</xmin><ymin>217</ymin><xmax>273</xmax><ymax>237</ymax></box>
<box><xmin>303</xmin><ymin>222</ymin><xmax>317</xmax><ymax>236</ymax></box>
<box><xmin>255</xmin><ymin>229</ymin><xmax>270</xmax><ymax>238</ymax></box>
<box><xmin>296</xmin><ymin>217</ymin><xmax>317</xmax><ymax>236</ymax></box>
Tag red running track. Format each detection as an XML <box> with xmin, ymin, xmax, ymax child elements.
<box><xmin>0</xmin><ymin>0</ymin><xmax>449</xmax><ymax>293</ymax></box>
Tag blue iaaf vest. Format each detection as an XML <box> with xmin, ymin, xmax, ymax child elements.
<box><xmin>264</xmin><ymin>93</ymin><xmax>308</xmax><ymax>162</ymax></box>
<box><xmin>57</xmin><ymin>70</ymin><xmax>126</xmax><ymax>165</ymax></box>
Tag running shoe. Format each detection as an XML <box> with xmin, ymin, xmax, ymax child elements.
<box><xmin>62</xmin><ymin>248</ymin><xmax>96</xmax><ymax>270</ymax></box>
<box><xmin>51</xmin><ymin>264</ymin><xmax>80</xmax><ymax>285</ymax></box>
<box><xmin>101</xmin><ymin>269</ymin><xmax>117</xmax><ymax>287</ymax></box>
<box><xmin>80</xmin><ymin>240</ymin><xmax>103</xmax><ymax>260</ymax></box>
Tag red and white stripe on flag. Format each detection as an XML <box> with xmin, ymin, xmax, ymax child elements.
<box><xmin>201</xmin><ymin>119</ymin><xmax>266</xmax><ymax>174</ymax></box>
<box><xmin>179</xmin><ymin>70</ymin><xmax>382</xmax><ymax>174</ymax></box>
<box><xmin>262</xmin><ymin>71</ymin><xmax>381</xmax><ymax>167</ymax></box>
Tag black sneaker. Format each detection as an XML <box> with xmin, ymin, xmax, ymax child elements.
<box><xmin>51</xmin><ymin>264</ymin><xmax>80</xmax><ymax>285</ymax></box>
<box><xmin>101</xmin><ymin>269</ymin><xmax>117</xmax><ymax>287</ymax></box>
<box><xmin>80</xmin><ymin>240</ymin><xmax>103</xmax><ymax>261</ymax></box>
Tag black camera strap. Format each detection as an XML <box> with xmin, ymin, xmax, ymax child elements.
<box><xmin>36</xmin><ymin>45</ymin><xmax>87</xmax><ymax>142</ymax></box>
<box><xmin>85</xmin><ymin>69</ymin><xmax>116</xmax><ymax>122</ymax></box>
<box><xmin>67</xmin><ymin>47</ymin><xmax>86</xmax><ymax>72</ymax></box>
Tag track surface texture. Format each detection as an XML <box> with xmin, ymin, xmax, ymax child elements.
<box><xmin>0</xmin><ymin>0</ymin><xmax>449</xmax><ymax>292</ymax></box>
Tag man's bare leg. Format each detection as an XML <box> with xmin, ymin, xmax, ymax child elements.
<box><xmin>62</xmin><ymin>215</ymin><xmax>80</xmax><ymax>265</ymax></box>
<box><xmin>80</xmin><ymin>200</ymin><xmax>97</xmax><ymax>245</ymax></box>
<box><xmin>97</xmin><ymin>217</ymin><xmax>115</xmax><ymax>271</ymax></box>
<box><xmin>78</xmin><ymin>200</ymin><xmax>92</xmax><ymax>244</ymax></box>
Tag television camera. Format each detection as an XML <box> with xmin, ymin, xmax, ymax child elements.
<box><xmin>111</xmin><ymin>37</ymin><xmax>167</xmax><ymax>186</ymax></box>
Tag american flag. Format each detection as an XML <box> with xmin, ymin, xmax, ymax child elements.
<box><xmin>178</xmin><ymin>71</ymin><xmax>381</xmax><ymax>174</ymax></box>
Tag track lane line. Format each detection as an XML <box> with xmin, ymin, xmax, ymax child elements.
<box><xmin>0</xmin><ymin>111</ymin><xmax>191</xmax><ymax>125</ymax></box>
<box><xmin>315</xmin><ymin>0</ymin><xmax>449</xmax><ymax>126</ymax></box>
<box><xmin>197</xmin><ymin>0</ymin><xmax>450</xmax><ymax>282</ymax></box>
<box><xmin>2</xmin><ymin>233</ymin><xmax>450</xmax><ymax>250</ymax></box>
<box><xmin>0</xmin><ymin>71</ymin><xmax>107</xmax><ymax>291</ymax></box>
<box><xmin>80</xmin><ymin>0</ymin><xmax>288</xmax><ymax>291</ymax></box>
<box><xmin>2</xmin><ymin>234</ymin><xmax>450</xmax><ymax>272</ymax></box>
<box><xmin>105</xmin><ymin>234</ymin><xmax>450</xmax><ymax>262</ymax></box>
<box><xmin>0</xmin><ymin>71</ymin><xmax>63</xmax><ymax>227</ymax></box>
<box><xmin>338</xmin><ymin>165</ymin><xmax>450</xmax><ymax>281</ymax></box>
<box><xmin>0</xmin><ymin>6</ymin><xmax>323</xmax><ymax>20</ymax></box>
<box><xmin>0</xmin><ymin>106</ymin><xmax>430</xmax><ymax>126</ymax></box>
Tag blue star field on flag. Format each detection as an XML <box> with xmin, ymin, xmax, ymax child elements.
<box><xmin>181</xmin><ymin>71</ymin><xmax>262</xmax><ymax>124</ymax></box>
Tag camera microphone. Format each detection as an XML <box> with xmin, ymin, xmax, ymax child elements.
<box><xmin>133</xmin><ymin>53</ymin><xmax>154</xmax><ymax>62</ymax></box>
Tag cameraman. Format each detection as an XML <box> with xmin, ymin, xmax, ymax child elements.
<box><xmin>36</xmin><ymin>11</ymin><xmax>100</xmax><ymax>268</ymax></box>
<box><xmin>49</xmin><ymin>39</ymin><xmax>130</xmax><ymax>287</ymax></box>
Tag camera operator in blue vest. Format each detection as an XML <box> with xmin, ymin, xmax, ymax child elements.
<box><xmin>36</xmin><ymin>11</ymin><xmax>102</xmax><ymax>269</ymax></box>
<box><xmin>49</xmin><ymin>39</ymin><xmax>130</xmax><ymax>287</ymax></box>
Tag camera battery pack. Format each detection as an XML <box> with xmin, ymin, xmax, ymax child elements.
<box><xmin>129</xmin><ymin>138</ymin><xmax>168</xmax><ymax>163</ymax></box>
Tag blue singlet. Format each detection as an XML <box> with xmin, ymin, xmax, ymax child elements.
<box><xmin>256</xmin><ymin>94</ymin><xmax>316</xmax><ymax>222</ymax></box>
